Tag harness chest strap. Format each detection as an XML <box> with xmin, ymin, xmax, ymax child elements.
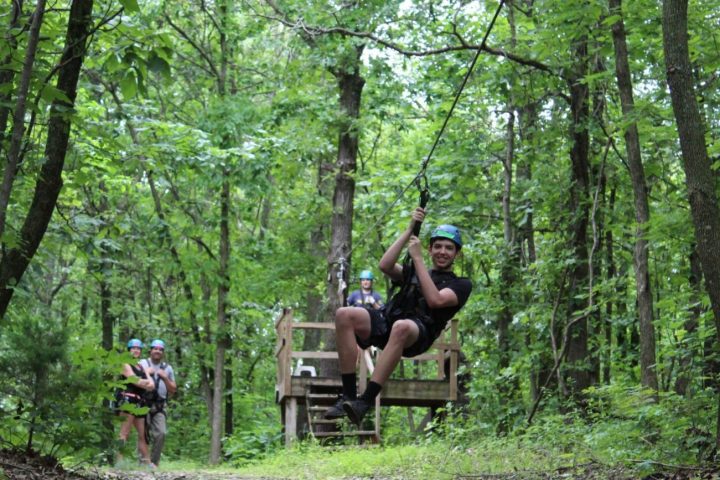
<box><xmin>386</xmin><ymin>271</ymin><xmax>458</xmax><ymax>327</ymax></box>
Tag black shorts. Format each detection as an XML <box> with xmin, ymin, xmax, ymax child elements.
<box><xmin>354</xmin><ymin>306</ymin><xmax>434</xmax><ymax>358</ymax></box>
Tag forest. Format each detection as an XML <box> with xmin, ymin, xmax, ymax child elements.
<box><xmin>0</xmin><ymin>0</ymin><xmax>719</xmax><ymax>478</ymax></box>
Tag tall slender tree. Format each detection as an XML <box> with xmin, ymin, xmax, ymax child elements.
<box><xmin>0</xmin><ymin>0</ymin><xmax>46</xmax><ymax>240</ymax></box>
<box><xmin>564</xmin><ymin>32</ymin><xmax>592</xmax><ymax>397</ymax></box>
<box><xmin>662</xmin><ymin>0</ymin><xmax>720</xmax><ymax>447</ymax></box>
<box><xmin>609</xmin><ymin>0</ymin><xmax>658</xmax><ymax>393</ymax></box>
<box><xmin>0</xmin><ymin>0</ymin><xmax>95</xmax><ymax>318</ymax></box>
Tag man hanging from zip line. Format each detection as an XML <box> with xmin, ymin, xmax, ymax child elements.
<box><xmin>325</xmin><ymin>207</ymin><xmax>472</xmax><ymax>426</ymax></box>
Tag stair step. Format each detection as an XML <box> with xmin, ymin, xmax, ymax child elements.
<box><xmin>313</xmin><ymin>430</ymin><xmax>377</xmax><ymax>438</ymax></box>
<box><xmin>307</xmin><ymin>393</ymin><xmax>340</xmax><ymax>399</ymax></box>
<box><xmin>307</xmin><ymin>397</ymin><xmax>342</xmax><ymax>406</ymax></box>
<box><xmin>308</xmin><ymin>406</ymin><xmax>331</xmax><ymax>412</ymax></box>
<box><xmin>311</xmin><ymin>418</ymin><xmax>343</xmax><ymax>425</ymax></box>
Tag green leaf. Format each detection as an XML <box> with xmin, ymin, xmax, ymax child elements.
<box><xmin>40</xmin><ymin>85</ymin><xmax>72</xmax><ymax>104</ymax></box>
<box><xmin>119</xmin><ymin>0</ymin><xmax>140</xmax><ymax>13</ymax></box>
<box><xmin>120</xmin><ymin>70</ymin><xmax>137</xmax><ymax>99</ymax></box>
<box><xmin>602</xmin><ymin>14</ymin><xmax>622</xmax><ymax>26</ymax></box>
<box><xmin>148</xmin><ymin>52</ymin><xmax>171</xmax><ymax>78</ymax></box>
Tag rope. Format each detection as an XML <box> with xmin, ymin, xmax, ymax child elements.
<box><xmin>341</xmin><ymin>0</ymin><xmax>506</xmax><ymax>269</ymax></box>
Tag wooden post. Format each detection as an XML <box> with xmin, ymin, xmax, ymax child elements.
<box><xmin>283</xmin><ymin>309</ymin><xmax>293</xmax><ymax>397</ymax></box>
<box><xmin>436</xmin><ymin>333</ymin><xmax>445</xmax><ymax>379</ymax></box>
<box><xmin>358</xmin><ymin>346</ymin><xmax>369</xmax><ymax>393</ymax></box>
<box><xmin>449</xmin><ymin>320</ymin><xmax>458</xmax><ymax>401</ymax></box>
<box><xmin>284</xmin><ymin>397</ymin><xmax>297</xmax><ymax>446</ymax></box>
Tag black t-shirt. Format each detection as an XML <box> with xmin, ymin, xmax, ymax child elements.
<box><xmin>387</xmin><ymin>268</ymin><xmax>472</xmax><ymax>340</ymax></box>
<box><xmin>425</xmin><ymin>270</ymin><xmax>472</xmax><ymax>326</ymax></box>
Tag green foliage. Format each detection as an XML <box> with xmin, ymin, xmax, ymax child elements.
<box><xmin>222</xmin><ymin>413</ymin><xmax>283</xmax><ymax>466</ymax></box>
<box><xmin>233</xmin><ymin>384</ymin><xmax>716</xmax><ymax>478</ymax></box>
<box><xmin>1</xmin><ymin>0</ymin><xmax>719</xmax><ymax>469</ymax></box>
<box><xmin>0</xmin><ymin>314</ymin><xmax>127</xmax><ymax>461</ymax></box>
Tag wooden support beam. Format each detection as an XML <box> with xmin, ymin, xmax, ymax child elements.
<box><xmin>284</xmin><ymin>397</ymin><xmax>297</xmax><ymax>446</ymax></box>
<box><xmin>293</xmin><ymin>322</ymin><xmax>336</xmax><ymax>330</ymax></box>
<box><xmin>291</xmin><ymin>351</ymin><xmax>339</xmax><ymax>359</ymax></box>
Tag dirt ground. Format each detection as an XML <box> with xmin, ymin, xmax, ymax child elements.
<box><xmin>0</xmin><ymin>448</ymin><xmax>278</xmax><ymax>480</ymax></box>
<box><xmin>2</xmin><ymin>448</ymin><xmax>719</xmax><ymax>480</ymax></box>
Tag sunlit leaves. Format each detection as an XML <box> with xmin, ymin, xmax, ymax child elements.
<box><xmin>118</xmin><ymin>0</ymin><xmax>140</xmax><ymax>13</ymax></box>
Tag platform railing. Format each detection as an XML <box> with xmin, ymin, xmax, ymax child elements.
<box><xmin>275</xmin><ymin>307</ymin><xmax>459</xmax><ymax>403</ymax></box>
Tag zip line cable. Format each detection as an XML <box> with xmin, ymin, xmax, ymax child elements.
<box><xmin>418</xmin><ymin>0</ymin><xmax>506</xmax><ymax>176</ymax></box>
<box><xmin>342</xmin><ymin>0</ymin><xmax>506</xmax><ymax>268</ymax></box>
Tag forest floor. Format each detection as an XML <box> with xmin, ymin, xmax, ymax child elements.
<box><xmin>0</xmin><ymin>449</ymin><xmax>272</xmax><ymax>480</ymax></box>
<box><xmin>2</xmin><ymin>448</ymin><xmax>720</xmax><ymax>480</ymax></box>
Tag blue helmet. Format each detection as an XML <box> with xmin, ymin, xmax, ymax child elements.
<box><xmin>127</xmin><ymin>338</ymin><xmax>143</xmax><ymax>350</ymax></box>
<box><xmin>150</xmin><ymin>339</ymin><xmax>166</xmax><ymax>350</ymax></box>
<box><xmin>359</xmin><ymin>270</ymin><xmax>374</xmax><ymax>280</ymax></box>
<box><xmin>430</xmin><ymin>224</ymin><xmax>463</xmax><ymax>249</ymax></box>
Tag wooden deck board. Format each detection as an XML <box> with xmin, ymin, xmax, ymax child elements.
<box><xmin>283</xmin><ymin>376</ymin><xmax>451</xmax><ymax>407</ymax></box>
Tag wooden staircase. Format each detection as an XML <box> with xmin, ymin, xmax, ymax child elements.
<box><xmin>304</xmin><ymin>383</ymin><xmax>380</xmax><ymax>443</ymax></box>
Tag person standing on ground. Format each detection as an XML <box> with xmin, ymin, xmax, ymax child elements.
<box><xmin>325</xmin><ymin>207</ymin><xmax>472</xmax><ymax>425</ymax></box>
<box><xmin>139</xmin><ymin>339</ymin><xmax>177</xmax><ymax>467</ymax></box>
<box><xmin>117</xmin><ymin>339</ymin><xmax>155</xmax><ymax>467</ymax></box>
<box><xmin>346</xmin><ymin>270</ymin><xmax>383</xmax><ymax>309</ymax></box>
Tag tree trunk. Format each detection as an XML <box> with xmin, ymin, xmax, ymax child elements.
<box><xmin>224</xmin><ymin>362</ymin><xmax>233</xmax><ymax>436</ymax></box>
<box><xmin>564</xmin><ymin>34</ymin><xmax>592</xmax><ymax>396</ymax></box>
<box><xmin>603</xmin><ymin>185</ymin><xmax>617</xmax><ymax>385</ymax></box>
<box><xmin>675</xmin><ymin>247</ymin><xmax>702</xmax><ymax>395</ymax></box>
<box><xmin>100</xmin><ymin>250</ymin><xmax>114</xmax><ymax>464</ymax></box>
<box><xmin>663</xmin><ymin>0</ymin><xmax>720</xmax><ymax>447</ymax></box>
<box><xmin>497</xmin><ymin>106</ymin><xmax>520</xmax><ymax>432</ymax></box>
<box><xmin>497</xmin><ymin>4</ymin><xmax>519</xmax><ymax>396</ymax></box>
<box><xmin>0</xmin><ymin>0</ymin><xmax>24</xmax><ymax>147</ymax></box>
<box><xmin>0</xmin><ymin>0</ymin><xmax>94</xmax><ymax>319</ymax></box>
<box><xmin>518</xmin><ymin>100</ymin><xmax>540</xmax><ymax>401</ymax></box>
<box><xmin>209</xmin><ymin>0</ymin><xmax>232</xmax><ymax>460</ymax></box>
<box><xmin>0</xmin><ymin>0</ymin><xmax>46</xmax><ymax>240</ymax></box>
<box><xmin>209</xmin><ymin>175</ymin><xmax>231</xmax><ymax>463</ymax></box>
<box><xmin>210</xmin><ymin>175</ymin><xmax>230</xmax><ymax>464</ymax></box>
<box><xmin>588</xmin><ymin>53</ymin><xmax>606</xmax><ymax>389</ymax></box>
<box><xmin>321</xmin><ymin>55</ymin><xmax>365</xmax><ymax>377</ymax></box>
<box><xmin>609</xmin><ymin>0</ymin><xmax>658</xmax><ymax>393</ymax></box>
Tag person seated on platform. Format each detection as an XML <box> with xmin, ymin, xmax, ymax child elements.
<box><xmin>325</xmin><ymin>207</ymin><xmax>472</xmax><ymax>425</ymax></box>
<box><xmin>346</xmin><ymin>270</ymin><xmax>383</xmax><ymax>309</ymax></box>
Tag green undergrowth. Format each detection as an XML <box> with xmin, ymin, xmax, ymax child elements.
<box><xmin>232</xmin><ymin>441</ymin><xmax>540</xmax><ymax>479</ymax></box>
<box><xmin>225</xmin><ymin>386</ymin><xmax>715</xmax><ymax>479</ymax></box>
<box><xmin>230</xmin><ymin>438</ymin><xmax>611</xmax><ymax>480</ymax></box>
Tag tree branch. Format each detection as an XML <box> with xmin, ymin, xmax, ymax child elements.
<box><xmin>164</xmin><ymin>12</ymin><xmax>221</xmax><ymax>81</ymax></box>
<box><xmin>257</xmin><ymin>7</ymin><xmax>559</xmax><ymax>77</ymax></box>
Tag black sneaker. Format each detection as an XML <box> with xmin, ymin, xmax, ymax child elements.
<box><xmin>324</xmin><ymin>396</ymin><xmax>347</xmax><ymax>420</ymax></box>
<box><xmin>343</xmin><ymin>398</ymin><xmax>371</xmax><ymax>426</ymax></box>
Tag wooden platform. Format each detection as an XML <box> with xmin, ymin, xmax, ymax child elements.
<box><xmin>275</xmin><ymin>308</ymin><xmax>460</xmax><ymax>445</ymax></box>
<box><xmin>284</xmin><ymin>376</ymin><xmax>455</xmax><ymax>408</ymax></box>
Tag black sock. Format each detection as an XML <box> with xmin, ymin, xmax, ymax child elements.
<box><xmin>341</xmin><ymin>373</ymin><xmax>357</xmax><ymax>400</ymax></box>
<box><xmin>359</xmin><ymin>381</ymin><xmax>382</xmax><ymax>402</ymax></box>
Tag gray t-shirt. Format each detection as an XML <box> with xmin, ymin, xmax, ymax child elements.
<box><xmin>140</xmin><ymin>358</ymin><xmax>175</xmax><ymax>399</ymax></box>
